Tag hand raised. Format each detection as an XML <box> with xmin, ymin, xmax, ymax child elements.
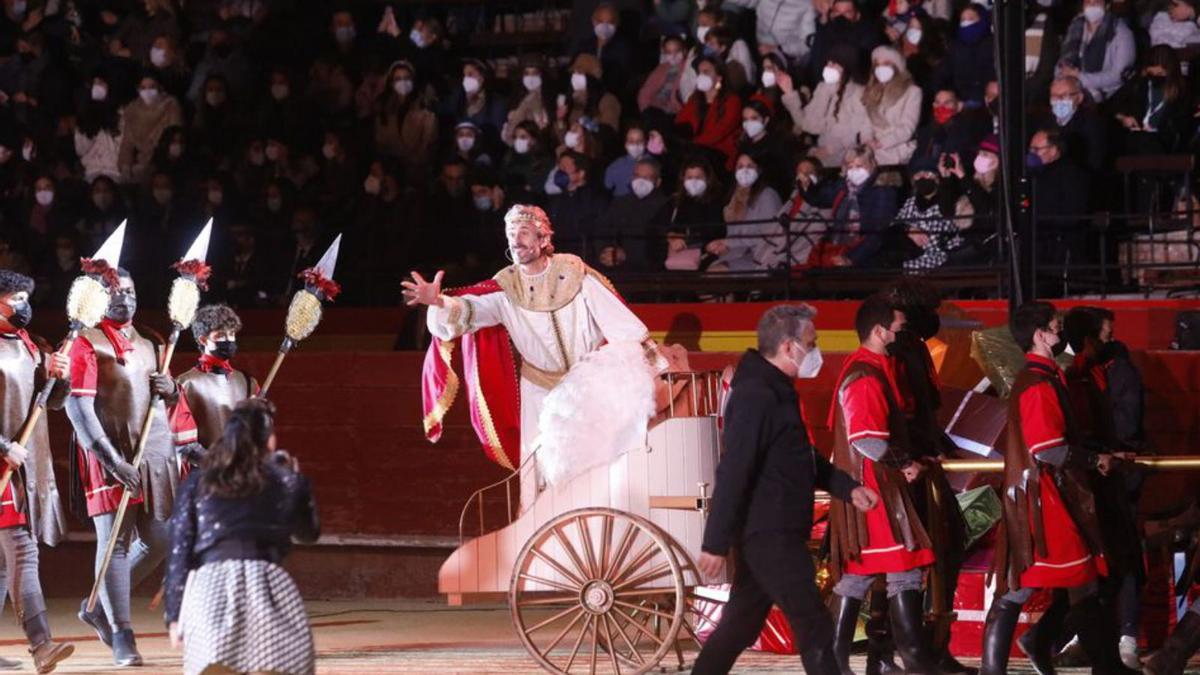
<box><xmin>400</xmin><ymin>270</ymin><xmax>445</xmax><ymax>307</ymax></box>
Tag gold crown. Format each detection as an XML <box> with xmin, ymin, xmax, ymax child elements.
<box><xmin>504</xmin><ymin>205</ymin><xmax>552</xmax><ymax>233</ymax></box>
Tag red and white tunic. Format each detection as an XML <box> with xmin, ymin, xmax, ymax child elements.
<box><xmin>838</xmin><ymin>348</ymin><xmax>935</xmax><ymax>575</ymax></box>
<box><xmin>1017</xmin><ymin>353</ymin><xmax>1105</xmax><ymax>589</ymax></box>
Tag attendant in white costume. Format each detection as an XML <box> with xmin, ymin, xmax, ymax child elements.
<box><xmin>403</xmin><ymin>204</ymin><xmax>652</xmax><ymax>508</ymax></box>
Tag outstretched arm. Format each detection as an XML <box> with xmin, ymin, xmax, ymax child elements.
<box><xmin>403</xmin><ymin>270</ymin><xmax>506</xmax><ymax>341</ymax></box>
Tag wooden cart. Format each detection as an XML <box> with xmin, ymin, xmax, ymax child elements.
<box><xmin>439</xmin><ymin>371</ymin><xmax>730</xmax><ymax>674</ymax></box>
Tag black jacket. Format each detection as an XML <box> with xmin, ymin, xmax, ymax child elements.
<box><xmin>702</xmin><ymin>349</ymin><xmax>859</xmax><ymax>555</ymax></box>
<box><xmin>164</xmin><ymin>461</ymin><xmax>320</xmax><ymax>624</ymax></box>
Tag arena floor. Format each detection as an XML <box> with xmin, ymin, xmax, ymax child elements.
<box><xmin>0</xmin><ymin>598</ymin><xmax>1190</xmax><ymax>674</ymax></box>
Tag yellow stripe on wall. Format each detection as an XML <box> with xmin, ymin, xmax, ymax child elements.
<box><xmin>650</xmin><ymin>330</ymin><xmax>861</xmax><ymax>353</ymax></box>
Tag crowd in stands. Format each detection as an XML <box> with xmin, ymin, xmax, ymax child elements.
<box><xmin>0</xmin><ymin>0</ymin><xmax>1197</xmax><ymax>307</ymax></box>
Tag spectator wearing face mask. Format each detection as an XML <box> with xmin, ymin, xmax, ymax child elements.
<box><xmin>1041</xmin><ymin>75</ymin><xmax>1109</xmax><ymax>172</ymax></box>
<box><xmin>752</xmin><ymin>53</ymin><xmax>790</xmax><ymax>123</ymax></box>
<box><xmin>894</xmin><ymin>155</ymin><xmax>973</xmax><ymax>272</ymax></box>
<box><xmin>151</xmin><ymin>126</ymin><xmax>207</xmax><ymax>196</ymax></box>
<box><xmin>737</xmin><ymin>100</ymin><xmax>795</xmax><ymax>198</ymax></box>
<box><xmin>724</xmin><ymin>0</ymin><xmax>817</xmax><ymax>68</ymax></box>
<box><xmin>192</xmin><ymin>73</ymin><xmax>244</xmax><ymax>165</ymax></box>
<box><xmin>808</xmin><ymin>0</ymin><xmax>884</xmax><ymax>85</ymax></box>
<box><xmin>913</xmin><ymin>89</ymin><xmax>988</xmax><ymax>168</ymax></box>
<box><xmin>401</xmin><ymin>18</ymin><xmax>448</xmax><ymax>97</ymax></box>
<box><xmin>75</xmin><ymin>73</ymin><xmax>123</xmax><ymax>184</ymax></box>
<box><xmin>667</xmin><ymin>157</ymin><xmax>726</xmax><ymax>270</ymax></box>
<box><xmin>899</xmin><ymin>13</ymin><xmax>946</xmax><ymax>103</ymax></box>
<box><xmin>118</xmin><ymin>72</ymin><xmax>183</xmax><ymax>184</ymax></box>
<box><xmin>861</xmin><ymin>46</ymin><xmax>922</xmax><ymax>165</ymax></box>
<box><xmin>502</xmin><ymin>54</ymin><xmax>554</xmax><ymax>147</ymax></box>
<box><xmin>650</xmin><ymin>0</ymin><xmax>695</xmax><ymax>39</ymax></box>
<box><xmin>644</xmin><ymin>126</ymin><xmax>679</xmax><ymax>193</ymax></box>
<box><xmin>113</xmin><ymin>0</ymin><xmax>181</xmax><ymax>67</ymax></box>
<box><xmin>782</xmin><ymin>47</ymin><xmax>868</xmax><ymax>165</ymax></box>
<box><xmin>943</xmin><ymin>4</ymin><xmax>995</xmax><ymax>106</ymax></box>
<box><xmin>676</xmin><ymin>56</ymin><xmax>743</xmax><ymax>170</ymax></box>
<box><xmin>546</xmin><ymin>151</ymin><xmax>610</xmax><ymax>258</ymax></box>
<box><xmin>638</xmin><ymin>35</ymin><xmax>688</xmax><ymax>121</ymax></box>
<box><xmin>77</xmin><ymin>176</ymin><xmax>127</xmax><ymax>255</ymax></box>
<box><xmin>937</xmin><ymin>135</ymin><xmax>1000</xmax><ymax>265</ymax></box>
<box><xmin>1024</xmin><ymin>2</ymin><xmax>1063</xmax><ymax>105</ymax></box>
<box><xmin>596</xmin><ymin>158</ymin><xmax>672</xmax><ymax>272</ymax></box>
<box><xmin>35</xmin><ymin>233</ymin><xmax>81</xmax><ymax>308</ymax></box>
<box><xmin>708</xmin><ymin>152</ymin><xmax>785</xmax><ymax>272</ymax></box>
<box><xmin>187</xmin><ymin>27</ymin><xmax>254</xmax><ymax>104</ymax></box>
<box><xmin>251</xmin><ymin>179</ymin><xmax>296</xmax><ymax>251</ymax></box>
<box><xmin>571</xmin><ymin>3</ymin><xmax>633</xmax><ymax>95</ymax></box>
<box><xmin>198</xmin><ymin>174</ymin><xmax>239</xmax><ymax>226</ymax></box>
<box><xmin>781</xmin><ymin>156</ymin><xmax>832</xmax><ymax>268</ymax></box>
<box><xmin>1111</xmin><ymin>45</ymin><xmax>1194</xmax><ymax>155</ymax></box>
<box><xmin>327</xmin><ymin>9</ymin><xmax>365</xmax><ymax>79</ymax></box>
<box><xmin>1150</xmin><ymin>0</ymin><xmax>1200</xmax><ymax>47</ymax></box>
<box><xmin>145</xmin><ymin>35</ymin><xmax>190</xmax><ymax>101</ymax></box>
<box><xmin>806</xmin><ymin>146</ymin><xmax>900</xmax><ymax>267</ymax></box>
<box><xmin>881</xmin><ymin>0</ymin><xmax>927</xmax><ymax>46</ymax></box>
<box><xmin>605</xmin><ymin>125</ymin><xmax>650</xmax><ymax>197</ymax></box>
<box><xmin>557</xmin><ymin>54</ymin><xmax>622</xmax><ymax>140</ymax></box>
<box><xmin>451</xmin><ymin>121</ymin><xmax>494</xmax><ymax>170</ymax></box>
<box><xmin>374</xmin><ymin>61</ymin><xmax>438</xmax><ymax>182</ymax></box>
<box><xmin>314</xmin><ymin>130</ymin><xmax>358</xmax><ymax>214</ymax></box>
<box><xmin>700</xmin><ymin>26</ymin><xmax>755</xmax><ymax>95</ymax></box>
<box><xmin>501</xmin><ymin>121</ymin><xmax>553</xmax><ymax>202</ymax></box>
<box><xmin>680</xmin><ymin>7</ymin><xmax>756</xmax><ymax>101</ymax></box>
<box><xmin>1027</xmin><ymin>127</ymin><xmax>1091</xmax><ymax>274</ymax></box>
<box><xmin>1056</xmin><ymin>0</ymin><xmax>1135</xmax><ymax>102</ymax></box>
<box><xmin>440</xmin><ymin>59</ymin><xmax>507</xmax><ymax>155</ymax></box>
<box><xmin>552</xmin><ymin>119</ymin><xmax>604</xmax><ymax>175</ymax></box>
<box><xmin>256</xmin><ymin>69</ymin><xmax>311</xmax><ymax>148</ymax></box>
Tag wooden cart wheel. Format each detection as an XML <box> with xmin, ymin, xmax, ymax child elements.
<box><xmin>621</xmin><ymin>537</ymin><xmax>715</xmax><ymax>672</ymax></box>
<box><xmin>510</xmin><ymin>508</ymin><xmax>686</xmax><ymax>674</ymax></box>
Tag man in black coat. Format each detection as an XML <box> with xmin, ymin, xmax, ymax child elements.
<box><xmin>1028</xmin><ymin>127</ymin><xmax>1091</xmax><ymax>283</ymax></box>
<box><xmin>693</xmin><ymin>304</ymin><xmax>878</xmax><ymax>675</ymax></box>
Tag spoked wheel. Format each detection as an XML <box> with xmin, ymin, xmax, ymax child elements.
<box><xmin>510</xmin><ymin>508</ymin><xmax>685</xmax><ymax>674</ymax></box>
<box><xmin>619</xmin><ymin>538</ymin><xmax>717</xmax><ymax>672</ymax></box>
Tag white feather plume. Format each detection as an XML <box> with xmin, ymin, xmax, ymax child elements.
<box><xmin>536</xmin><ymin>341</ymin><xmax>657</xmax><ymax>488</ymax></box>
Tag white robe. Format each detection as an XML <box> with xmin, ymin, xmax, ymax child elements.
<box><xmin>427</xmin><ymin>267</ymin><xmax>649</xmax><ymax>507</ymax></box>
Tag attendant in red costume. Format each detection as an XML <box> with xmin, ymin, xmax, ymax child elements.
<box><xmin>981</xmin><ymin>301</ymin><xmax>1132</xmax><ymax>675</ymax></box>
<box><xmin>828</xmin><ymin>294</ymin><xmax>939</xmax><ymax>675</ymax></box>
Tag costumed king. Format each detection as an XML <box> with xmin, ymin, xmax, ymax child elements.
<box><xmin>0</xmin><ymin>271</ymin><xmax>75</xmax><ymax>672</ymax></box>
<box><xmin>405</xmin><ymin>204</ymin><xmax>653</xmax><ymax>509</ymax></box>
<box><xmin>66</xmin><ymin>268</ymin><xmax>197</xmax><ymax>666</ymax></box>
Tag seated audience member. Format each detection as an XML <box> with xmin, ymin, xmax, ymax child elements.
<box><xmin>1110</xmin><ymin>46</ymin><xmax>1194</xmax><ymax>155</ymax></box>
<box><xmin>605</xmin><ymin>125</ymin><xmax>649</xmax><ymax>197</ymax></box>
<box><xmin>913</xmin><ymin>88</ymin><xmax>989</xmax><ymax>168</ymax></box>
<box><xmin>502</xmin><ymin>53</ymin><xmax>553</xmax><ymax>147</ymax></box>
<box><xmin>571</xmin><ymin>2</ymin><xmax>634</xmax><ymax>95</ymax></box>
<box><xmin>1056</xmin><ymin>0</ymin><xmax>1135</xmax><ymax>102</ymax></box>
<box><xmin>894</xmin><ymin>155</ymin><xmax>973</xmax><ymax>272</ymax></box>
<box><xmin>780</xmin><ymin>156</ymin><xmax>832</xmax><ymax>268</ymax></box>
<box><xmin>501</xmin><ymin>121</ymin><xmax>554</xmax><ymax>202</ymax></box>
<box><xmin>675</xmin><ymin>56</ymin><xmax>743</xmax><ymax>171</ymax></box>
<box><xmin>666</xmin><ymin>157</ymin><xmax>727</xmax><ymax>270</ymax></box>
<box><xmin>373</xmin><ymin>60</ymin><xmax>439</xmax><ymax>181</ymax></box>
<box><xmin>440</xmin><ymin>58</ymin><xmax>507</xmax><ymax>151</ymax></box>
<box><xmin>939</xmin><ymin>135</ymin><xmax>1000</xmax><ymax>265</ymax></box>
<box><xmin>737</xmin><ymin>100</ymin><xmax>795</xmax><ymax>198</ymax></box>
<box><xmin>559</xmin><ymin>54</ymin><xmax>621</xmax><ymax>139</ymax></box>
<box><xmin>808</xmin><ymin>0</ymin><xmax>885</xmax><ymax>84</ymax></box>
<box><xmin>943</xmin><ymin>3</ymin><xmax>995</xmax><ymax>106</ymax></box>
<box><xmin>1027</xmin><ymin>128</ymin><xmax>1091</xmax><ymax>274</ymax></box>
<box><xmin>899</xmin><ymin>13</ymin><xmax>947</xmax><ymax>103</ymax></box>
<box><xmin>1044</xmin><ymin>75</ymin><xmax>1109</xmax><ymax>172</ymax></box>
<box><xmin>546</xmin><ymin>151</ymin><xmax>610</xmax><ymax>258</ymax></box>
<box><xmin>861</xmin><ymin>46</ymin><xmax>923</xmax><ymax>165</ymax></box>
<box><xmin>680</xmin><ymin>7</ymin><xmax>757</xmax><ymax>101</ymax></box>
<box><xmin>596</xmin><ymin>158</ymin><xmax>672</xmax><ymax>272</ymax></box>
<box><xmin>1149</xmin><ymin>0</ymin><xmax>1200</xmax><ymax>48</ymax></box>
<box><xmin>806</xmin><ymin>146</ymin><xmax>900</xmax><ymax>267</ymax></box>
<box><xmin>781</xmin><ymin>46</ymin><xmax>867</xmax><ymax>165</ymax></box>
<box><xmin>708</xmin><ymin>153</ymin><xmax>785</xmax><ymax>272</ymax></box>
<box><xmin>638</xmin><ymin>34</ymin><xmax>688</xmax><ymax>122</ymax></box>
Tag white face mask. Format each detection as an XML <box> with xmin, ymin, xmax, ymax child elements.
<box><xmin>564</xmin><ymin>131</ymin><xmax>582</xmax><ymax>150</ymax></box>
<box><xmin>626</xmin><ymin>143</ymin><xmax>645</xmax><ymax>159</ymax></box>
<box><xmin>34</xmin><ymin>189</ymin><xmax>53</xmax><ymax>206</ymax></box>
<box><xmin>456</xmin><ymin>135</ymin><xmax>476</xmax><ymax>152</ymax></box>
<box><xmin>394</xmin><ymin>79</ymin><xmax>413</xmax><ymax>96</ymax></box>
<box><xmin>594</xmin><ymin>21</ymin><xmax>616</xmax><ymax>40</ymax></box>
<box><xmin>696</xmin><ymin>25</ymin><xmax>711</xmax><ymax>43</ymax></box>
<box><xmin>322</xmin><ymin>143</ymin><xmax>337</xmax><ymax>160</ymax></box>
<box><xmin>822</xmin><ymin>66</ymin><xmax>841</xmax><ymax>84</ymax></box>
<box><xmin>266</xmin><ymin>196</ymin><xmax>283</xmax><ymax>212</ymax></box>
<box><xmin>973</xmin><ymin>153</ymin><xmax>998</xmax><ymax>174</ymax></box>
<box><xmin>522</xmin><ymin>74</ymin><xmax>542</xmax><ymax>92</ymax></box>
<box><xmin>661</xmin><ymin>52</ymin><xmax>683</xmax><ymax>66</ymax></box>
<box><xmin>462</xmin><ymin>76</ymin><xmax>482</xmax><ymax>95</ymax></box>
<box><xmin>960</xmin><ymin>18</ymin><xmax>979</xmax><ymax>27</ymax></box>
<box><xmin>514</xmin><ymin>137</ymin><xmax>532</xmax><ymax>154</ymax></box>
<box><xmin>1083</xmin><ymin>4</ymin><xmax>1105</xmax><ymax>22</ymax></box>
<box><xmin>761</xmin><ymin>70</ymin><xmax>777</xmax><ymax>88</ymax></box>
<box><xmin>630</xmin><ymin>177</ymin><xmax>655</xmax><ymax>198</ymax></box>
<box><xmin>265</xmin><ymin>145</ymin><xmax>281</xmax><ymax>162</ymax></box>
<box><xmin>846</xmin><ymin>167</ymin><xmax>870</xmax><ymax>185</ymax></box>
<box><xmin>169</xmin><ymin>143</ymin><xmax>184</xmax><ymax>159</ymax></box>
<box><xmin>874</xmin><ymin>64</ymin><xmax>896</xmax><ymax>83</ymax></box>
<box><xmin>684</xmin><ymin>178</ymin><xmax>707</xmax><ymax>196</ymax></box>
<box><xmin>793</xmin><ymin>344</ymin><xmax>824</xmax><ymax>379</ymax></box>
<box><xmin>735</xmin><ymin>167</ymin><xmax>759</xmax><ymax>187</ymax></box>
<box><xmin>91</xmin><ymin>83</ymin><xmax>108</xmax><ymax>101</ymax></box>
<box><xmin>139</xmin><ymin>88</ymin><xmax>159</xmax><ymax>105</ymax></box>
<box><xmin>905</xmin><ymin>27</ymin><xmax>923</xmax><ymax>44</ymax></box>
<box><xmin>270</xmin><ymin>83</ymin><xmax>289</xmax><ymax>100</ymax></box>
<box><xmin>150</xmin><ymin>47</ymin><xmax>168</xmax><ymax>67</ymax></box>
<box><xmin>570</xmin><ymin>72</ymin><xmax>588</xmax><ymax>92</ymax></box>
<box><xmin>742</xmin><ymin>119</ymin><xmax>765</xmax><ymax>138</ymax></box>
<box><xmin>363</xmin><ymin>175</ymin><xmax>381</xmax><ymax>195</ymax></box>
<box><xmin>208</xmin><ymin>189</ymin><xmax>223</xmax><ymax>205</ymax></box>
<box><xmin>410</xmin><ymin>29</ymin><xmax>425</xmax><ymax>48</ymax></box>
<box><xmin>695</xmin><ymin>73</ymin><xmax>715</xmax><ymax>92</ymax></box>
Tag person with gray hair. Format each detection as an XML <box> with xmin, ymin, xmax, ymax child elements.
<box><xmin>806</xmin><ymin>145</ymin><xmax>900</xmax><ymax>267</ymax></box>
<box><xmin>694</xmin><ymin>303</ymin><xmax>878</xmax><ymax>674</ymax></box>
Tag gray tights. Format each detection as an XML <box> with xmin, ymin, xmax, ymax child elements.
<box><xmin>833</xmin><ymin>569</ymin><xmax>924</xmax><ymax>600</ymax></box>
<box><xmin>92</xmin><ymin>509</ymin><xmax>170</xmax><ymax>630</ymax></box>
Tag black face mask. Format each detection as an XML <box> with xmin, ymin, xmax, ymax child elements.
<box><xmin>1050</xmin><ymin>332</ymin><xmax>1067</xmax><ymax>356</ymax></box>
<box><xmin>6</xmin><ymin>301</ymin><xmax>31</xmax><ymax>329</ymax></box>
<box><xmin>106</xmin><ymin>292</ymin><xmax>137</xmax><ymax>324</ymax></box>
<box><xmin>914</xmin><ymin>178</ymin><xmax>938</xmax><ymax>197</ymax></box>
<box><xmin>830</xmin><ymin>16</ymin><xmax>853</xmax><ymax>30</ymax></box>
<box><xmin>210</xmin><ymin>340</ymin><xmax>238</xmax><ymax>361</ymax></box>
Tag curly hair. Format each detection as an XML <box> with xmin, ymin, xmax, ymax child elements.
<box><xmin>885</xmin><ymin>279</ymin><xmax>942</xmax><ymax>340</ymax></box>
<box><xmin>191</xmin><ymin>304</ymin><xmax>242</xmax><ymax>343</ymax></box>
<box><xmin>0</xmin><ymin>270</ymin><xmax>34</xmax><ymax>296</ymax></box>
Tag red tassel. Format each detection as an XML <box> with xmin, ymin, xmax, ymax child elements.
<box><xmin>299</xmin><ymin>268</ymin><xmax>341</xmax><ymax>302</ymax></box>
<box><xmin>80</xmin><ymin>258</ymin><xmax>121</xmax><ymax>289</ymax></box>
<box><xmin>171</xmin><ymin>259</ymin><xmax>213</xmax><ymax>290</ymax></box>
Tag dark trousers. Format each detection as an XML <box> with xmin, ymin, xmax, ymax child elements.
<box><xmin>693</xmin><ymin>532</ymin><xmax>838</xmax><ymax>675</ymax></box>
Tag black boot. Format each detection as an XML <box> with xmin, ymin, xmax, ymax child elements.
<box><xmin>866</xmin><ymin>587</ymin><xmax>904</xmax><ymax>675</ymax></box>
<box><xmin>1017</xmin><ymin>591</ymin><xmax>1069</xmax><ymax>675</ymax></box>
<box><xmin>1144</xmin><ymin>610</ymin><xmax>1200</xmax><ymax>675</ymax></box>
<box><xmin>830</xmin><ymin>593</ymin><xmax>862</xmax><ymax>675</ymax></box>
<box><xmin>110</xmin><ymin>629</ymin><xmax>142</xmax><ymax>667</ymax></box>
<box><xmin>1071</xmin><ymin>595</ymin><xmax>1138</xmax><ymax>675</ymax></box>
<box><xmin>77</xmin><ymin>599</ymin><xmax>112</xmax><ymax>647</ymax></box>
<box><xmin>24</xmin><ymin>612</ymin><xmax>74</xmax><ymax>674</ymax></box>
<box><xmin>889</xmin><ymin>590</ymin><xmax>943</xmax><ymax>675</ymax></box>
<box><xmin>980</xmin><ymin>597</ymin><xmax>1023</xmax><ymax>675</ymax></box>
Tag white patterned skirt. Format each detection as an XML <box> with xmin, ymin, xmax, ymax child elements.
<box><xmin>179</xmin><ymin>559</ymin><xmax>315</xmax><ymax>675</ymax></box>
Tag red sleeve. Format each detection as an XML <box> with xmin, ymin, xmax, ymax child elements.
<box><xmin>68</xmin><ymin>336</ymin><xmax>98</xmax><ymax>397</ymax></box>
<box><xmin>1019</xmin><ymin>380</ymin><xmax>1067</xmax><ymax>455</ymax></box>
<box><xmin>840</xmin><ymin>375</ymin><xmax>890</xmax><ymax>443</ymax></box>
<box><xmin>674</xmin><ymin>95</ymin><xmax>700</xmax><ymax>132</ymax></box>
<box><xmin>168</xmin><ymin>392</ymin><xmax>198</xmax><ymax>446</ymax></box>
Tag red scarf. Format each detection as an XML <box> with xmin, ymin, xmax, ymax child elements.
<box><xmin>1</xmin><ymin>328</ymin><xmax>38</xmax><ymax>362</ymax></box>
<box><xmin>197</xmin><ymin>354</ymin><xmax>232</xmax><ymax>374</ymax></box>
<box><xmin>98</xmin><ymin>318</ymin><xmax>134</xmax><ymax>362</ymax></box>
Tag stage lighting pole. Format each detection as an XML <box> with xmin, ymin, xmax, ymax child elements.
<box><xmin>994</xmin><ymin>0</ymin><xmax>1027</xmax><ymax>309</ymax></box>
